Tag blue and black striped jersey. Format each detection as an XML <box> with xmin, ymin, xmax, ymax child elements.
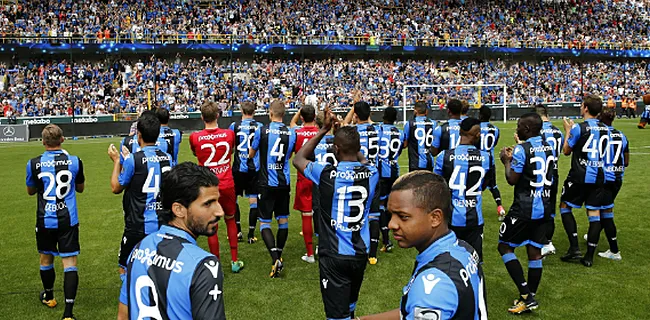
<box><xmin>400</xmin><ymin>232</ymin><xmax>486</xmax><ymax>320</ymax></box>
<box><xmin>433</xmin><ymin>119</ymin><xmax>463</xmax><ymax>151</ymax></box>
<box><xmin>119</xmin><ymin>225</ymin><xmax>225</xmax><ymax>320</ymax></box>
<box><xmin>509</xmin><ymin>136</ymin><xmax>557</xmax><ymax>220</ymax></box>
<box><xmin>251</xmin><ymin>121</ymin><xmax>296</xmax><ymax>188</ymax></box>
<box><xmin>403</xmin><ymin>116</ymin><xmax>436</xmax><ymax>171</ymax></box>
<box><xmin>477</xmin><ymin>122</ymin><xmax>500</xmax><ymax>157</ymax></box>
<box><xmin>230</xmin><ymin>118</ymin><xmax>262</xmax><ymax>173</ymax></box>
<box><xmin>26</xmin><ymin>150</ymin><xmax>85</xmax><ymax>229</ymax></box>
<box><xmin>119</xmin><ymin>146</ymin><xmax>173</xmax><ymax>235</ymax></box>
<box><xmin>566</xmin><ymin>119</ymin><xmax>609</xmax><ymax>184</ymax></box>
<box><xmin>434</xmin><ymin>145</ymin><xmax>492</xmax><ymax>227</ymax></box>
<box><xmin>378</xmin><ymin>123</ymin><xmax>404</xmax><ymax>179</ymax></box>
<box><xmin>356</xmin><ymin>123</ymin><xmax>380</xmax><ymax>166</ymax></box>
<box><xmin>304</xmin><ymin>161</ymin><xmax>380</xmax><ymax>259</ymax></box>
<box><xmin>159</xmin><ymin>126</ymin><xmax>182</xmax><ymax>165</ymax></box>
<box><xmin>604</xmin><ymin>126</ymin><xmax>629</xmax><ymax>182</ymax></box>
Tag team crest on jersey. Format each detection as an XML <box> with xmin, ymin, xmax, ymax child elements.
<box><xmin>413</xmin><ymin>307</ymin><xmax>441</xmax><ymax>320</ymax></box>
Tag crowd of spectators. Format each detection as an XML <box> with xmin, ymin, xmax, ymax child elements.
<box><xmin>1</xmin><ymin>55</ymin><xmax>648</xmax><ymax>117</ymax></box>
<box><xmin>0</xmin><ymin>0</ymin><xmax>648</xmax><ymax>49</ymax></box>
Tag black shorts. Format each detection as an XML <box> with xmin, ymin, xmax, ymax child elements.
<box><xmin>560</xmin><ymin>179</ymin><xmax>607</xmax><ymax>210</ymax></box>
<box><xmin>379</xmin><ymin>178</ymin><xmax>397</xmax><ymax>201</ymax></box>
<box><xmin>233</xmin><ymin>170</ymin><xmax>258</xmax><ymax>197</ymax></box>
<box><xmin>498</xmin><ymin>216</ymin><xmax>547</xmax><ymax>249</ymax></box>
<box><xmin>118</xmin><ymin>231</ymin><xmax>146</xmax><ymax>268</ymax></box>
<box><xmin>258</xmin><ymin>187</ymin><xmax>291</xmax><ymax>222</ymax></box>
<box><xmin>602</xmin><ymin>180</ymin><xmax>623</xmax><ymax>210</ymax></box>
<box><xmin>36</xmin><ymin>225</ymin><xmax>80</xmax><ymax>257</ymax></box>
<box><xmin>319</xmin><ymin>255</ymin><xmax>367</xmax><ymax>319</ymax></box>
<box><xmin>450</xmin><ymin>225</ymin><xmax>484</xmax><ymax>261</ymax></box>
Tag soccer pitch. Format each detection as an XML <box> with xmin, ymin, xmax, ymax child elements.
<box><xmin>1</xmin><ymin>119</ymin><xmax>649</xmax><ymax>319</ymax></box>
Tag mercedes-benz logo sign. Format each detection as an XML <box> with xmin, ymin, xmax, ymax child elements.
<box><xmin>3</xmin><ymin>126</ymin><xmax>15</xmax><ymax>137</ymax></box>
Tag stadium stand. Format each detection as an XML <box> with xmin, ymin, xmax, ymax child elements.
<box><xmin>0</xmin><ymin>57</ymin><xmax>648</xmax><ymax>117</ymax></box>
<box><xmin>0</xmin><ymin>0</ymin><xmax>647</xmax><ymax>49</ymax></box>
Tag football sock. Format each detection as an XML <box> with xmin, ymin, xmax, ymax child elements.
<box><xmin>490</xmin><ymin>187</ymin><xmax>502</xmax><ymax>207</ymax></box>
<box><xmin>63</xmin><ymin>267</ymin><xmax>78</xmax><ymax>318</ymax></box>
<box><xmin>260</xmin><ymin>226</ymin><xmax>278</xmax><ymax>262</ymax></box>
<box><xmin>248</xmin><ymin>203</ymin><xmax>258</xmax><ymax>238</ymax></box>
<box><xmin>546</xmin><ymin>218</ymin><xmax>555</xmax><ymax>244</ymax></box>
<box><xmin>527</xmin><ymin>259</ymin><xmax>543</xmax><ymax>294</ymax></box>
<box><xmin>369</xmin><ymin>219</ymin><xmax>380</xmax><ymax>258</ymax></box>
<box><xmin>313</xmin><ymin>210</ymin><xmax>320</xmax><ymax>236</ymax></box>
<box><xmin>585</xmin><ymin>216</ymin><xmax>601</xmax><ymax>260</ymax></box>
<box><xmin>379</xmin><ymin>206</ymin><xmax>390</xmax><ymax>245</ymax></box>
<box><xmin>277</xmin><ymin>222</ymin><xmax>288</xmax><ymax>259</ymax></box>
<box><xmin>560</xmin><ymin>208</ymin><xmax>579</xmax><ymax>250</ymax></box>
<box><xmin>225</xmin><ymin>217</ymin><xmax>239</xmax><ymax>262</ymax></box>
<box><xmin>302</xmin><ymin>215</ymin><xmax>314</xmax><ymax>256</ymax></box>
<box><xmin>234</xmin><ymin>206</ymin><xmax>242</xmax><ymax>234</ymax></box>
<box><xmin>40</xmin><ymin>265</ymin><xmax>55</xmax><ymax>300</ymax></box>
<box><xmin>502</xmin><ymin>253</ymin><xmax>531</xmax><ymax>296</ymax></box>
<box><xmin>601</xmin><ymin>215</ymin><xmax>619</xmax><ymax>253</ymax></box>
<box><xmin>207</xmin><ymin>230</ymin><xmax>220</xmax><ymax>259</ymax></box>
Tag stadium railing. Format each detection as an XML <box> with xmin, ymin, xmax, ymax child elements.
<box><xmin>1</xmin><ymin>34</ymin><xmax>649</xmax><ymax>50</ymax></box>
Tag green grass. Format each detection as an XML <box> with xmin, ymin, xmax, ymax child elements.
<box><xmin>1</xmin><ymin>119</ymin><xmax>650</xmax><ymax>319</ymax></box>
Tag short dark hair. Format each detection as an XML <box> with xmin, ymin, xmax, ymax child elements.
<box><xmin>391</xmin><ymin>171</ymin><xmax>451</xmax><ymax>224</ymax></box>
<box><xmin>201</xmin><ymin>101</ymin><xmax>220</xmax><ymax>123</ymax></box>
<box><xmin>137</xmin><ymin>110</ymin><xmax>161</xmax><ymax>143</ymax></box>
<box><xmin>460</xmin><ymin>117</ymin><xmax>481</xmax><ymax>135</ymax></box>
<box><xmin>598</xmin><ymin>106</ymin><xmax>616</xmax><ymax>126</ymax></box>
<box><xmin>583</xmin><ymin>94</ymin><xmax>603</xmax><ymax>116</ymax></box>
<box><xmin>534</xmin><ymin>104</ymin><xmax>548</xmax><ymax>118</ymax></box>
<box><xmin>479</xmin><ymin>106</ymin><xmax>491</xmax><ymax>122</ymax></box>
<box><xmin>334</xmin><ymin>125</ymin><xmax>360</xmax><ymax>155</ymax></box>
<box><xmin>520</xmin><ymin>112</ymin><xmax>543</xmax><ymax>137</ymax></box>
<box><xmin>300</xmin><ymin>105</ymin><xmax>316</xmax><ymax>123</ymax></box>
<box><xmin>155</xmin><ymin>107</ymin><xmax>170</xmax><ymax>124</ymax></box>
<box><xmin>240</xmin><ymin>102</ymin><xmax>256</xmax><ymax>115</ymax></box>
<box><xmin>447</xmin><ymin>99</ymin><xmax>463</xmax><ymax>115</ymax></box>
<box><xmin>158</xmin><ymin>162</ymin><xmax>220</xmax><ymax>224</ymax></box>
<box><xmin>354</xmin><ymin>101</ymin><xmax>371</xmax><ymax>121</ymax></box>
<box><xmin>414</xmin><ymin>101</ymin><xmax>428</xmax><ymax>115</ymax></box>
<box><xmin>383</xmin><ymin>106</ymin><xmax>398</xmax><ymax>124</ymax></box>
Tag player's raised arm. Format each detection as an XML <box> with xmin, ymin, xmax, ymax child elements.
<box><xmin>500</xmin><ymin>146</ymin><xmax>521</xmax><ymax>186</ymax></box>
<box><xmin>108</xmin><ymin>144</ymin><xmax>127</xmax><ymax>194</ymax></box>
<box><xmin>290</xmin><ymin>107</ymin><xmax>302</xmax><ymax>128</ymax></box>
<box><xmin>430</xmin><ymin>125</ymin><xmax>441</xmax><ymax>157</ymax></box>
<box><xmin>248</xmin><ymin>126</ymin><xmax>260</xmax><ymax>159</ymax></box>
<box><xmin>562</xmin><ymin>117</ymin><xmax>576</xmax><ymax>156</ymax></box>
<box><xmin>293</xmin><ymin>109</ymin><xmax>336</xmax><ymax>175</ymax></box>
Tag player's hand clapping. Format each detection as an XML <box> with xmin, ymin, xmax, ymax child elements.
<box><xmin>500</xmin><ymin>146</ymin><xmax>513</xmax><ymax>164</ymax></box>
<box><xmin>321</xmin><ymin>107</ymin><xmax>338</xmax><ymax>132</ymax></box>
<box><xmin>563</xmin><ymin>117</ymin><xmax>575</xmax><ymax>133</ymax></box>
<box><xmin>107</xmin><ymin>144</ymin><xmax>120</xmax><ymax>162</ymax></box>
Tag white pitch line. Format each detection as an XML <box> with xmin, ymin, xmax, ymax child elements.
<box><xmin>630</xmin><ymin>152</ymin><xmax>650</xmax><ymax>155</ymax></box>
<box><xmin>629</xmin><ymin>146</ymin><xmax>650</xmax><ymax>149</ymax></box>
